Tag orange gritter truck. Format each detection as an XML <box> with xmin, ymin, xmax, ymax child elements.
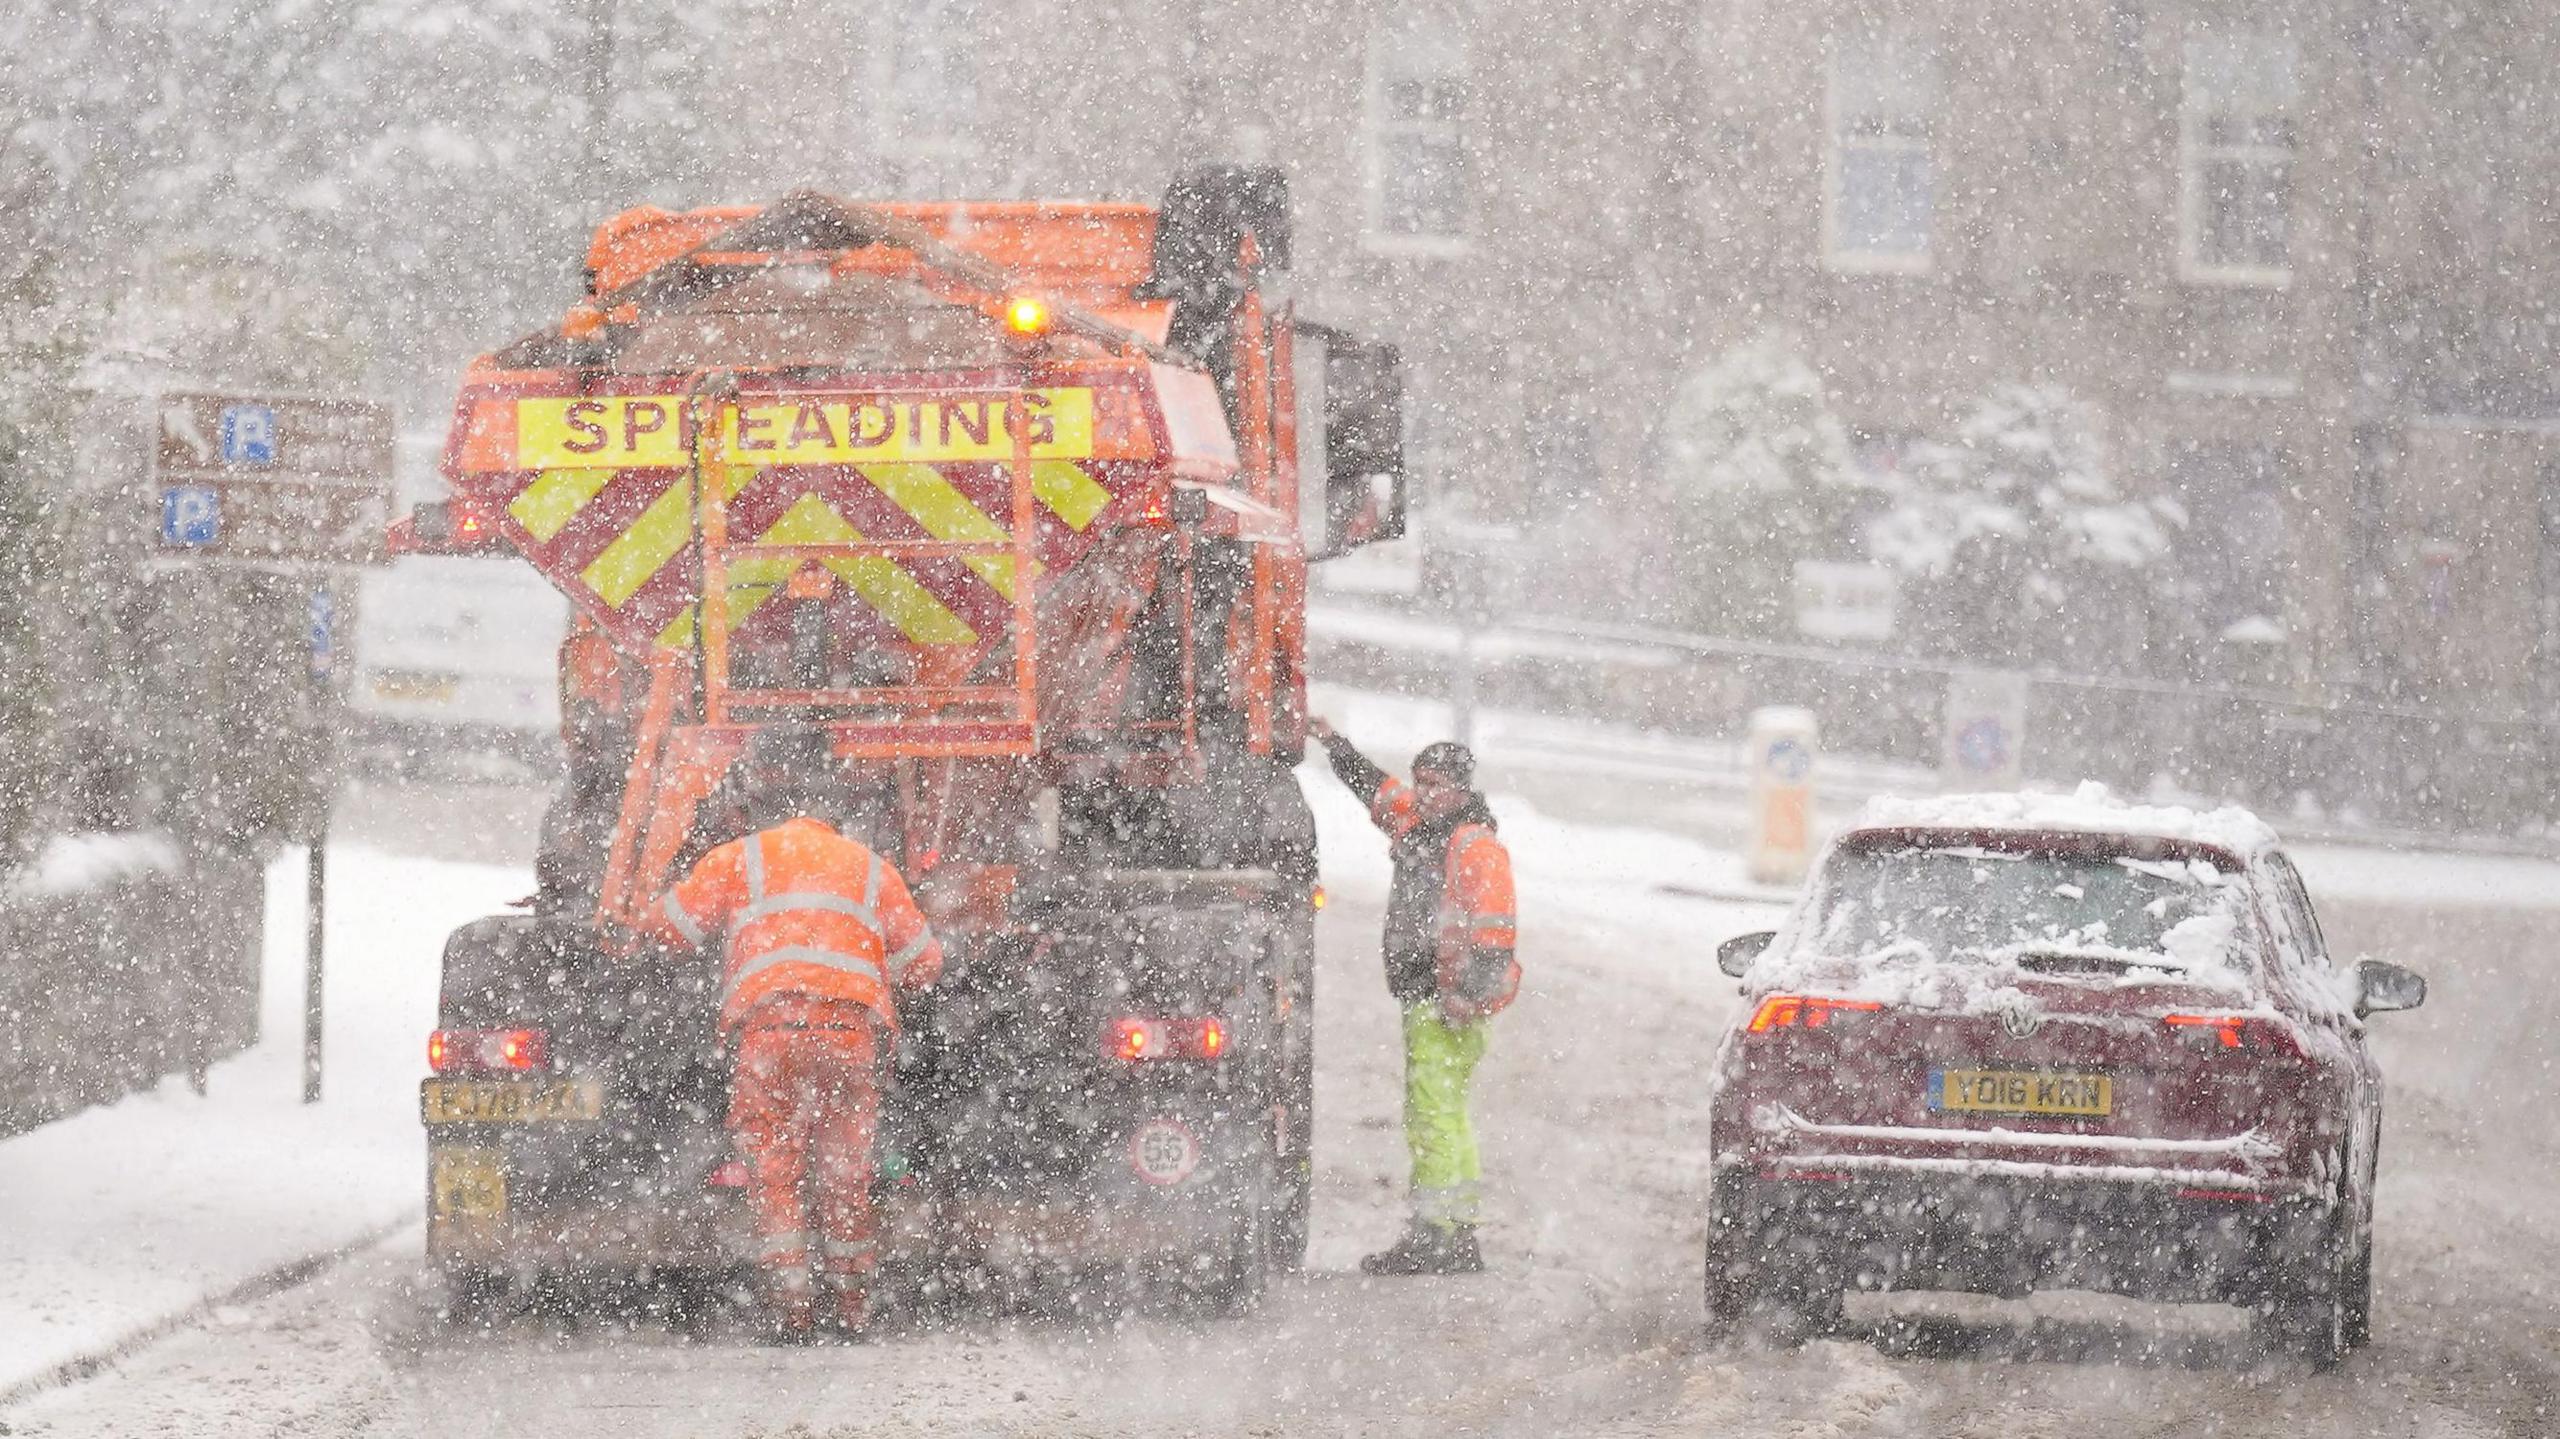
<box><xmin>397</xmin><ymin>170</ymin><xmax>1405</xmax><ymax>1315</ymax></box>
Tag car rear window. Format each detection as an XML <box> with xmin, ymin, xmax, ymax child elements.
<box><xmin>1810</xmin><ymin>843</ymin><xmax>2258</xmax><ymax>977</ymax></box>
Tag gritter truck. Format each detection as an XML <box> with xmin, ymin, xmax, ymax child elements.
<box><xmin>397</xmin><ymin>170</ymin><xmax>1406</xmax><ymax>1314</ymax></box>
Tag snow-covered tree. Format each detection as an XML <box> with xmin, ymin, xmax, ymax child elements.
<box><xmin>1868</xmin><ymin>383</ymin><xmax>2183</xmax><ymax>667</ymax></box>
<box><xmin>1655</xmin><ymin>334</ymin><xmax>1865</xmax><ymax>636</ymax></box>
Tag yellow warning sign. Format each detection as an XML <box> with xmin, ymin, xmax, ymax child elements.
<box><xmin>515</xmin><ymin>389</ymin><xmax>1095</xmax><ymax>469</ymax></box>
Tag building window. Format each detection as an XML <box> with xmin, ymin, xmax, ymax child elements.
<box><xmin>1825</xmin><ymin>29</ymin><xmax>1940</xmax><ymax>271</ymax></box>
<box><xmin>867</xmin><ymin>0</ymin><xmax>980</xmax><ymax>193</ymax></box>
<box><xmin>1365</xmin><ymin>21</ymin><xmax>1470</xmax><ymax>252</ymax></box>
<box><xmin>2180</xmin><ymin>33</ymin><xmax>2297</xmax><ymax>285</ymax></box>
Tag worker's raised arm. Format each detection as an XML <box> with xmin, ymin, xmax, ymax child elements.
<box><xmin>872</xmin><ymin>862</ymin><xmax>945</xmax><ymax>992</ymax></box>
<box><xmin>641</xmin><ymin>837</ymin><xmax>744</xmax><ymax>951</ymax></box>
<box><xmin>1314</xmin><ymin>726</ymin><xmax>1416</xmax><ymax>833</ymax></box>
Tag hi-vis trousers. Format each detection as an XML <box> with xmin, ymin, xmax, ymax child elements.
<box><xmin>1401</xmin><ymin>1003</ymin><xmax>1489</xmax><ymax>1232</ymax></box>
<box><xmin>730</xmin><ymin>1004</ymin><xmax>883</xmax><ymax>1327</ymax></box>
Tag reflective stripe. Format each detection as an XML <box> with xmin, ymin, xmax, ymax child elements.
<box><xmin>726</xmin><ymin>944</ymin><xmax>888</xmax><ymax>998</ymax></box>
<box><xmin>862</xmin><ymin>852</ymin><xmax>882</xmax><ymax>906</ymax></box>
<box><xmin>743</xmin><ymin>831</ymin><xmax>767</xmax><ymax>902</ymax></box>
<box><xmin>818</xmin><ymin>1236</ymin><xmax>878</xmax><ymax>1261</ymax></box>
<box><xmin>738</xmin><ymin>890</ymin><xmax>882</xmax><ymax>933</ymax></box>
<box><xmin>757</xmin><ymin>1230</ymin><xmax>811</xmax><ymax>1259</ymax></box>
<box><xmin>885</xmin><ymin>928</ymin><xmax>934</xmax><ymax>981</ymax></box>
<box><xmin>660</xmin><ymin>889</ymin><xmax>706</xmax><ymax>947</ymax></box>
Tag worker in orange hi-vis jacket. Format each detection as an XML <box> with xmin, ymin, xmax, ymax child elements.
<box><xmin>637</xmin><ymin>723</ymin><xmax>942</xmax><ymax>1341</ymax></box>
<box><xmin>1307</xmin><ymin>715</ymin><xmax>1518</xmax><ymax>1277</ymax></box>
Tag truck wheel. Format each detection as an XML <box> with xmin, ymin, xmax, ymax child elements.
<box><xmin>1205</xmin><ymin>1201</ymin><xmax>1271</xmax><ymax>1318</ymax></box>
<box><xmin>437</xmin><ymin>1265</ymin><xmax>513</xmax><ymax>1327</ymax></box>
<box><xmin>1264</xmin><ymin>907</ymin><xmax>1315</xmax><ymax>1271</ymax></box>
<box><xmin>1269</xmin><ymin>1056</ymin><xmax>1313</xmax><ymax>1270</ymax></box>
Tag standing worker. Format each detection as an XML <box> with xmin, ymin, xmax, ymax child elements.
<box><xmin>637</xmin><ymin>723</ymin><xmax>942</xmax><ymax>1339</ymax></box>
<box><xmin>1307</xmin><ymin>716</ymin><xmax>1518</xmax><ymax>1275</ymax></box>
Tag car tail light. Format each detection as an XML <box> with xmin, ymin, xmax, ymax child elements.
<box><xmin>2162</xmin><ymin>1013</ymin><xmax>2304</xmax><ymax>1057</ymax></box>
<box><xmin>1745</xmin><ymin>995</ymin><xmax>1884</xmax><ymax>1034</ymax></box>
<box><xmin>1107</xmin><ymin>1016</ymin><xmax>1230</xmax><ymax>1063</ymax></box>
<box><xmin>429</xmin><ymin>1027</ymin><xmax>548</xmax><ymax>1074</ymax></box>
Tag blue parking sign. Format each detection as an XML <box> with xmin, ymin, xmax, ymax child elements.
<box><xmin>220</xmin><ymin>404</ymin><xmax>277</xmax><ymax>464</ymax></box>
<box><xmin>162</xmin><ymin>486</ymin><xmax>222</xmax><ymax>546</ymax></box>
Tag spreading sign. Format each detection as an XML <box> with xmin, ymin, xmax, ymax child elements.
<box><xmin>511</xmin><ymin>389</ymin><xmax>1097</xmax><ymax>469</ymax></box>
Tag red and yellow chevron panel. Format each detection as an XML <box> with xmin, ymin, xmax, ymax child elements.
<box><xmin>459</xmin><ymin>386</ymin><xmax>1134</xmax><ymax>653</ymax></box>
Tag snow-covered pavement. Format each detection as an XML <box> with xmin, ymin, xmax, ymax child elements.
<box><xmin>0</xmin><ymin>846</ymin><xmax>524</xmax><ymax>1398</ymax></box>
<box><xmin>5</xmin><ymin>746</ymin><xmax>2559</xmax><ymax>1435</ymax></box>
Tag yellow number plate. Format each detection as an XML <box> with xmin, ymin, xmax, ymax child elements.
<box><xmin>369</xmin><ymin>670</ymin><xmax>459</xmax><ymax>703</ymax></box>
<box><xmin>1931</xmin><ymin>1068</ymin><xmax>2113</xmax><ymax>1117</ymax></box>
<box><xmin>431</xmin><ymin>1146</ymin><xmax>507</xmax><ymax>1219</ymax></box>
<box><xmin>420</xmin><ymin>1077</ymin><xmax>604</xmax><ymax>1127</ymax></box>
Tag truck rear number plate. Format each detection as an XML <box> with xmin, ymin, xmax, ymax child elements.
<box><xmin>420</xmin><ymin>1077</ymin><xmax>604</xmax><ymax>1126</ymax></box>
<box><xmin>1930</xmin><ymin>1068</ymin><xmax>2112</xmax><ymax>1117</ymax></box>
<box><xmin>431</xmin><ymin>1146</ymin><xmax>507</xmax><ymax>1218</ymax></box>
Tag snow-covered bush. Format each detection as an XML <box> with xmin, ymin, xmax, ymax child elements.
<box><xmin>1655</xmin><ymin>334</ymin><xmax>1866</xmax><ymax>636</ymax></box>
<box><xmin>1868</xmin><ymin>383</ymin><xmax>2183</xmax><ymax>667</ymax></box>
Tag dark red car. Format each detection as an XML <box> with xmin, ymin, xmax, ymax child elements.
<box><xmin>1703</xmin><ymin>793</ymin><xmax>2427</xmax><ymax>1366</ymax></box>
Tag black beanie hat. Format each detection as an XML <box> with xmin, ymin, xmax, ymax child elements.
<box><xmin>1412</xmin><ymin>740</ymin><xmax>1476</xmax><ymax>787</ymax></box>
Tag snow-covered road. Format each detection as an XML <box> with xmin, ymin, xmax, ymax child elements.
<box><xmin>5</xmin><ymin>756</ymin><xmax>2556</xmax><ymax>1437</ymax></box>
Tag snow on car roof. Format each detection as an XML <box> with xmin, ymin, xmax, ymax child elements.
<box><xmin>1850</xmin><ymin>781</ymin><xmax>2280</xmax><ymax>861</ymax></box>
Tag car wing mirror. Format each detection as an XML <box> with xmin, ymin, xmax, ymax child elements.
<box><xmin>1717</xmin><ymin>930</ymin><xmax>1776</xmax><ymax>978</ymax></box>
<box><xmin>2353</xmin><ymin>959</ymin><xmax>2427</xmax><ymax>1017</ymax></box>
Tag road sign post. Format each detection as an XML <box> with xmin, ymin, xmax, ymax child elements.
<box><xmin>149</xmin><ymin>392</ymin><xmax>394</xmax><ymax>568</ymax></box>
<box><xmin>144</xmin><ymin>391</ymin><xmax>392</xmax><ymax>1105</ymax></box>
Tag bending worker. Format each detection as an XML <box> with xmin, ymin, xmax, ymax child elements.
<box><xmin>1307</xmin><ymin>716</ymin><xmax>1518</xmax><ymax>1276</ymax></box>
<box><xmin>640</xmin><ymin>723</ymin><xmax>942</xmax><ymax>1339</ymax></box>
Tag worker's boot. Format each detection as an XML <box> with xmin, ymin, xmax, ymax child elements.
<box><xmin>822</xmin><ymin>1289</ymin><xmax>876</xmax><ymax>1342</ymax></box>
<box><xmin>1361</xmin><ymin>1213</ymin><xmax>1443</xmax><ymax>1270</ymax></box>
<box><xmin>757</xmin><ymin>1271</ymin><xmax>820</xmax><ymax>1344</ymax></box>
<box><xmin>1437</xmin><ymin>1223</ymin><xmax>1486</xmax><ymax>1275</ymax></box>
<box><xmin>1362</xmin><ymin>1221</ymin><xmax>1475</xmax><ymax>1276</ymax></box>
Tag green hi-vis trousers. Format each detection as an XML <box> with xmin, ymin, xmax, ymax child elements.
<box><xmin>1401</xmin><ymin>1002</ymin><xmax>1490</xmax><ymax>1232</ymax></box>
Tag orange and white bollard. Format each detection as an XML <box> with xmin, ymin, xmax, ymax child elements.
<box><xmin>1745</xmin><ymin>707</ymin><xmax>1818</xmax><ymax>886</ymax></box>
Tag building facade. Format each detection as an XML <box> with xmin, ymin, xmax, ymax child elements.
<box><xmin>656</xmin><ymin>0</ymin><xmax>2558</xmax><ymax>713</ymax></box>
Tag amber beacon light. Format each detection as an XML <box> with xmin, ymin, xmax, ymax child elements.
<box><xmin>1003</xmin><ymin>294</ymin><xmax>1051</xmax><ymax>335</ymax></box>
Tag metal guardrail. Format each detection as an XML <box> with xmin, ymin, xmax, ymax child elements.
<box><xmin>1308</xmin><ymin>603</ymin><xmax>2560</xmax><ymax>844</ymax></box>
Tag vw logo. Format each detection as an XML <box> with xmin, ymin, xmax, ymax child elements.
<box><xmin>1996</xmin><ymin>995</ymin><xmax>2043</xmax><ymax>1040</ymax></box>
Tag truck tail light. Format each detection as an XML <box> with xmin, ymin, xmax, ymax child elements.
<box><xmin>429</xmin><ymin>1027</ymin><xmax>549</xmax><ymax>1074</ymax></box>
<box><xmin>1745</xmin><ymin>995</ymin><xmax>1883</xmax><ymax>1034</ymax></box>
<box><xmin>1107</xmin><ymin>1016</ymin><xmax>1229</xmax><ymax>1063</ymax></box>
<box><xmin>390</xmin><ymin>500</ymin><xmax>507</xmax><ymax>557</ymax></box>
